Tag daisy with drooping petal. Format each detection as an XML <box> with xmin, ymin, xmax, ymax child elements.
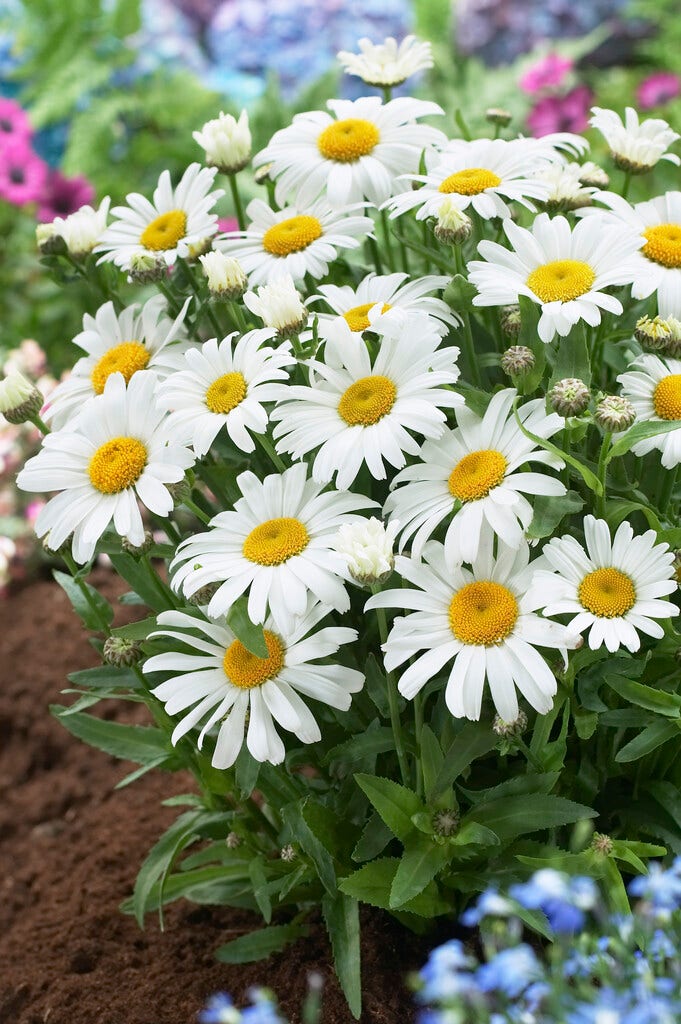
<box><xmin>144</xmin><ymin>599</ymin><xmax>363</xmax><ymax>768</ymax></box>
<box><xmin>533</xmin><ymin>516</ymin><xmax>678</xmax><ymax>653</ymax></box>
<box><xmin>156</xmin><ymin>330</ymin><xmax>294</xmax><ymax>458</ymax></box>
<box><xmin>386</xmin><ymin>389</ymin><xmax>566</xmax><ymax>567</ymax></box>
<box><xmin>95</xmin><ymin>163</ymin><xmax>224</xmax><ymax>270</ymax></box>
<box><xmin>43</xmin><ymin>295</ymin><xmax>192</xmax><ymax>430</ymax></box>
<box><xmin>17</xmin><ymin>371</ymin><xmax>195</xmax><ymax>563</ymax></box>
<box><xmin>618</xmin><ymin>354</ymin><xmax>681</xmax><ymax>467</ymax></box>
<box><xmin>366</xmin><ymin>531</ymin><xmax>580</xmax><ymax>722</ymax></box>
<box><xmin>589</xmin><ymin>107</ymin><xmax>680</xmax><ymax>173</ymax></box>
<box><xmin>337</xmin><ymin>36</ymin><xmax>433</xmax><ymax>88</ymax></box>
<box><xmin>468</xmin><ymin>213</ymin><xmax>643</xmax><ymax>343</ymax></box>
<box><xmin>170</xmin><ymin>463</ymin><xmax>377</xmax><ymax>632</ymax></box>
<box><xmin>254</xmin><ymin>96</ymin><xmax>446</xmax><ymax>209</ymax></box>
<box><xmin>217</xmin><ymin>196</ymin><xmax>373</xmax><ymax>286</ymax></box>
<box><xmin>271</xmin><ymin>315</ymin><xmax>462</xmax><ymax>490</ymax></box>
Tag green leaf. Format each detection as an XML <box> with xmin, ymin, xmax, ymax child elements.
<box><xmin>514</xmin><ymin>404</ymin><xmax>602</xmax><ymax>494</ymax></box>
<box><xmin>351</xmin><ymin>812</ymin><xmax>393</xmax><ymax>862</ymax></box>
<box><xmin>111</xmin><ymin>616</ymin><xmax>159</xmax><ymax>641</ymax></box>
<box><xmin>249</xmin><ymin>856</ymin><xmax>272</xmax><ymax>923</ymax></box>
<box><xmin>53</xmin><ymin>569</ymin><xmax>113</xmax><ymax>631</ymax></box>
<box><xmin>325</xmin><ymin>725</ymin><xmax>396</xmax><ymax>776</ymax></box>
<box><xmin>389</xmin><ymin>836</ymin><xmax>449</xmax><ymax>908</ymax></box>
<box><xmin>364</xmin><ymin>655</ymin><xmax>391</xmax><ymax>718</ymax></box>
<box><xmin>354</xmin><ymin>774</ymin><xmax>423</xmax><ymax>842</ymax></box>
<box><xmin>281</xmin><ymin>800</ymin><xmax>336</xmax><ymax>895</ymax></box>
<box><xmin>215</xmin><ymin>922</ymin><xmax>308</xmax><ymax>964</ymax></box>
<box><xmin>227</xmin><ymin>596</ymin><xmax>268</xmax><ymax>657</ymax></box>
<box><xmin>322</xmin><ymin>893</ymin><xmax>361</xmax><ymax>1020</ymax></box>
<box><xmin>339</xmin><ymin>858</ymin><xmax>448</xmax><ymax>918</ymax></box>
<box><xmin>607</xmin><ymin>419</ymin><xmax>681</xmax><ymax>462</ymax></box>
<box><xmin>51</xmin><ymin>706</ymin><xmax>169</xmax><ymax>764</ymax></box>
<box><xmin>444</xmin><ymin>274</ymin><xmax>478</xmax><ymax>311</ymax></box>
<box><xmin>452</xmin><ymin>822</ymin><xmax>499</xmax><ymax>848</ymax></box>
<box><xmin>432</xmin><ymin>724</ymin><xmax>497</xmax><ymax>797</ymax></box>
<box><xmin>67</xmin><ymin>667</ymin><xmax>138</xmax><ymax>696</ymax></box>
<box><xmin>465</xmin><ymin>794</ymin><xmax>595</xmax><ymax>843</ymax></box>
<box><xmin>516</xmin><ymin>295</ymin><xmax>546</xmax><ymax>392</ymax></box>
<box><xmin>109</xmin><ymin>552</ymin><xmax>175</xmax><ymax>611</ymax></box>
<box><xmin>616</xmin><ymin>720</ymin><xmax>680</xmax><ymax>762</ymax></box>
<box><xmin>133</xmin><ymin>810</ymin><xmax>203</xmax><ymax>927</ymax></box>
<box><xmin>550</xmin><ymin>327</ymin><xmax>591</xmax><ymax>387</ymax></box>
<box><xmin>526</xmin><ymin>490</ymin><xmax>584</xmax><ymax>540</ymax></box>
<box><xmin>419</xmin><ymin>725</ymin><xmax>444</xmax><ymax>802</ymax></box>
<box><xmin>234</xmin><ymin>745</ymin><xmax>261</xmax><ymax>799</ymax></box>
<box><xmin>605</xmin><ymin>675</ymin><xmax>681</xmax><ymax>718</ymax></box>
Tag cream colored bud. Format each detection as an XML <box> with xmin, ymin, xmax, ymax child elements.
<box><xmin>199</xmin><ymin>251</ymin><xmax>247</xmax><ymax>299</ymax></box>
<box><xmin>434</xmin><ymin>199</ymin><xmax>472</xmax><ymax>244</ymax></box>
<box><xmin>0</xmin><ymin>371</ymin><xmax>43</xmax><ymax>424</ymax></box>
<box><xmin>243</xmin><ymin>275</ymin><xmax>307</xmax><ymax>337</ymax></box>
<box><xmin>193</xmin><ymin>110</ymin><xmax>252</xmax><ymax>174</ymax></box>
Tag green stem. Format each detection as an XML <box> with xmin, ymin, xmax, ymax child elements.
<box><xmin>381</xmin><ymin>85</ymin><xmax>393</xmax><ymax>103</ymax></box>
<box><xmin>228</xmin><ymin>173</ymin><xmax>246</xmax><ymax>231</ymax></box>
<box><xmin>596</xmin><ymin>431</ymin><xmax>612</xmax><ymax>518</ymax></box>
<box><xmin>29</xmin><ymin>412</ymin><xmax>50</xmax><ymax>435</ymax></box>
<box><xmin>659</xmin><ymin>465</ymin><xmax>679</xmax><ymax>516</ymax></box>
<box><xmin>371</xmin><ymin>589</ymin><xmax>409</xmax><ymax>787</ymax></box>
<box><xmin>413</xmin><ymin>692</ymin><xmax>424</xmax><ymax>798</ymax></box>
<box><xmin>621</xmin><ymin>170</ymin><xmax>632</xmax><ymax>201</ymax></box>
<box><xmin>256</xmin><ymin>432</ymin><xmax>287</xmax><ymax>473</ymax></box>
<box><xmin>367</xmin><ymin>234</ymin><xmax>384</xmax><ymax>275</ymax></box>
<box><xmin>562</xmin><ymin>424</ymin><xmax>571</xmax><ymax>489</ymax></box>
<box><xmin>62</xmin><ymin>552</ymin><xmax>112</xmax><ymax>635</ymax></box>
<box><xmin>454</xmin><ymin>245</ymin><xmax>482</xmax><ymax>388</ymax></box>
<box><xmin>229</xmin><ymin>299</ymin><xmax>249</xmax><ymax>334</ymax></box>
<box><xmin>379</xmin><ymin>208</ymin><xmax>396</xmax><ymax>272</ymax></box>
<box><xmin>184</xmin><ymin>497</ymin><xmax>212</xmax><ymax>526</ymax></box>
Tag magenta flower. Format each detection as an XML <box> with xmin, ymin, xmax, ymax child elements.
<box><xmin>0</xmin><ymin>138</ymin><xmax>48</xmax><ymax>206</ymax></box>
<box><xmin>218</xmin><ymin>216</ymin><xmax>239</xmax><ymax>233</ymax></box>
<box><xmin>36</xmin><ymin>170</ymin><xmax>95</xmax><ymax>223</ymax></box>
<box><xmin>0</xmin><ymin>98</ymin><xmax>33</xmax><ymax>143</ymax></box>
<box><xmin>637</xmin><ymin>72</ymin><xmax>681</xmax><ymax>111</ymax></box>
<box><xmin>520</xmin><ymin>54</ymin><xmax>573</xmax><ymax>95</ymax></box>
<box><xmin>526</xmin><ymin>85</ymin><xmax>593</xmax><ymax>137</ymax></box>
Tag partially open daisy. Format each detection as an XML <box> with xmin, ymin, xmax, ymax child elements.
<box><xmin>618</xmin><ymin>354</ymin><xmax>681</xmax><ymax>467</ymax></box>
<box><xmin>337</xmin><ymin>36</ymin><xmax>433</xmax><ymax>89</ymax></box>
<box><xmin>271</xmin><ymin>315</ymin><xmax>462</xmax><ymax>490</ymax></box>
<box><xmin>468</xmin><ymin>213</ymin><xmax>643</xmax><ymax>343</ymax></box>
<box><xmin>254</xmin><ymin>96</ymin><xmax>446</xmax><ymax>209</ymax></box>
<box><xmin>44</xmin><ymin>295</ymin><xmax>191</xmax><ymax>430</ymax></box>
<box><xmin>144</xmin><ymin>599</ymin><xmax>363</xmax><ymax>768</ymax></box>
<box><xmin>217</xmin><ymin>196</ymin><xmax>373</xmax><ymax>286</ymax></box>
<box><xmin>17</xmin><ymin>371</ymin><xmax>195</xmax><ymax>563</ymax></box>
<box><xmin>366</xmin><ymin>532</ymin><xmax>580</xmax><ymax>722</ymax></box>
<box><xmin>170</xmin><ymin>463</ymin><xmax>376</xmax><ymax>632</ymax></box>
<box><xmin>95</xmin><ymin>163</ymin><xmax>223</xmax><ymax>270</ymax></box>
<box><xmin>534</xmin><ymin>516</ymin><xmax>678</xmax><ymax>653</ymax></box>
<box><xmin>590</xmin><ymin>107</ymin><xmax>680</xmax><ymax>173</ymax></box>
<box><xmin>386</xmin><ymin>389</ymin><xmax>565</xmax><ymax>568</ymax></box>
<box><xmin>156</xmin><ymin>329</ymin><xmax>294</xmax><ymax>458</ymax></box>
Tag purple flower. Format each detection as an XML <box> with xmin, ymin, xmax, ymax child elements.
<box><xmin>0</xmin><ymin>97</ymin><xmax>32</xmax><ymax>143</ymax></box>
<box><xmin>637</xmin><ymin>72</ymin><xmax>681</xmax><ymax>111</ymax></box>
<box><xmin>36</xmin><ymin>169</ymin><xmax>95</xmax><ymax>223</ymax></box>
<box><xmin>520</xmin><ymin>53</ymin><xmax>573</xmax><ymax>95</ymax></box>
<box><xmin>0</xmin><ymin>138</ymin><xmax>48</xmax><ymax>206</ymax></box>
<box><xmin>526</xmin><ymin>85</ymin><xmax>592</xmax><ymax>137</ymax></box>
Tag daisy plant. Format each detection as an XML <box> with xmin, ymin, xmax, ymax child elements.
<box><xmin>14</xmin><ymin>37</ymin><xmax>681</xmax><ymax>1021</ymax></box>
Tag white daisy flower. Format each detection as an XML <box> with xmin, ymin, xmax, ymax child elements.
<box><xmin>17</xmin><ymin>371</ymin><xmax>195</xmax><ymax>563</ymax></box>
<box><xmin>244</xmin><ymin>275</ymin><xmax>308</xmax><ymax>337</ymax></box>
<box><xmin>386</xmin><ymin>389</ymin><xmax>566</xmax><ymax>568</ymax></box>
<box><xmin>43</xmin><ymin>295</ymin><xmax>192</xmax><ymax>430</ymax></box>
<box><xmin>336</xmin><ymin>36</ymin><xmax>433</xmax><ymax>88</ymax></box>
<box><xmin>253</xmin><ymin>96</ymin><xmax>446</xmax><ymax>209</ymax></box>
<box><xmin>192</xmin><ymin>110</ymin><xmax>251</xmax><ymax>174</ymax></box>
<box><xmin>366</xmin><ymin>532</ymin><xmax>580</xmax><ymax>722</ymax></box>
<box><xmin>468</xmin><ymin>213</ymin><xmax>643</xmax><ymax>344</ymax></box>
<box><xmin>216</xmin><ymin>196</ymin><xmax>372</xmax><ymax>286</ymax></box>
<box><xmin>589</xmin><ymin>107</ymin><xmax>680</xmax><ymax>173</ymax></box>
<box><xmin>52</xmin><ymin>197</ymin><xmax>111</xmax><ymax>258</ymax></box>
<box><xmin>156</xmin><ymin>330</ymin><xmax>294</xmax><ymax>458</ymax></box>
<box><xmin>144</xmin><ymin>599</ymin><xmax>363</xmax><ymax>768</ymax></box>
<box><xmin>95</xmin><ymin>163</ymin><xmax>224</xmax><ymax>270</ymax></box>
<box><xmin>618</xmin><ymin>353</ymin><xmax>681</xmax><ymax>467</ymax></box>
<box><xmin>534</xmin><ymin>516</ymin><xmax>678</xmax><ymax>653</ymax></box>
<box><xmin>535</xmin><ymin>162</ymin><xmax>602</xmax><ymax>212</ymax></box>
<box><xmin>271</xmin><ymin>315</ymin><xmax>462</xmax><ymax>490</ymax></box>
<box><xmin>170</xmin><ymin>463</ymin><xmax>377</xmax><ymax>632</ymax></box>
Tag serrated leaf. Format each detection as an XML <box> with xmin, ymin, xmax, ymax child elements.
<box><xmin>452</xmin><ymin>823</ymin><xmax>499</xmax><ymax>847</ymax></box>
<box><xmin>339</xmin><ymin>858</ymin><xmax>448</xmax><ymax>918</ymax></box>
<box><xmin>354</xmin><ymin>774</ymin><xmax>423</xmax><ymax>842</ymax></box>
<box><xmin>215</xmin><ymin>922</ymin><xmax>308</xmax><ymax>964</ymax></box>
<box><xmin>389</xmin><ymin>836</ymin><xmax>449</xmax><ymax>908</ymax></box>
<box><xmin>281</xmin><ymin>800</ymin><xmax>336</xmax><ymax>894</ymax></box>
<box><xmin>615</xmin><ymin>720</ymin><xmax>680</xmax><ymax>762</ymax></box>
<box><xmin>51</xmin><ymin>706</ymin><xmax>169</xmax><ymax>764</ymax></box>
<box><xmin>419</xmin><ymin>725</ymin><xmax>444</xmax><ymax>802</ymax></box>
<box><xmin>464</xmin><ymin>794</ymin><xmax>595</xmax><ymax>842</ymax></box>
<box><xmin>432</xmin><ymin>724</ymin><xmax>497</xmax><ymax>797</ymax></box>
<box><xmin>53</xmin><ymin>569</ymin><xmax>113</xmax><ymax>631</ymax></box>
<box><xmin>351</xmin><ymin>812</ymin><xmax>393</xmax><ymax>862</ymax></box>
<box><xmin>109</xmin><ymin>552</ymin><xmax>175</xmax><ymax>611</ymax></box>
<box><xmin>227</xmin><ymin>596</ymin><xmax>268</xmax><ymax>657</ymax></box>
<box><xmin>133</xmin><ymin>810</ymin><xmax>203</xmax><ymax>927</ymax></box>
<box><xmin>322</xmin><ymin>893</ymin><xmax>361</xmax><ymax>1020</ymax></box>
<box><xmin>605</xmin><ymin>675</ymin><xmax>681</xmax><ymax>717</ymax></box>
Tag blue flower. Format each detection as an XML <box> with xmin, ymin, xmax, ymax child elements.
<box><xmin>510</xmin><ymin>870</ymin><xmax>597</xmax><ymax>934</ymax></box>
<box><xmin>461</xmin><ymin>888</ymin><xmax>516</xmax><ymax>926</ymax></box>
<box><xmin>199</xmin><ymin>993</ymin><xmax>241</xmax><ymax>1024</ymax></box>
<box><xmin>629</xmin><ymin>863</ymin><xmax>681</xmax><ymax>912</ymax></box>
<box><xmin>475</xmin><ymin>944</ymin><xmax>543</xmax><ymax>998</ymax></box>
<box><xmin>418</xmin><ymin>940</ymin><xmax>479</xmax><ymax>1003</ymax></box>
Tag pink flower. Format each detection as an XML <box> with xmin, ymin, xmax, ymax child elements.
<box><xmin>218</xmin><ymin>216</ymin><xmax>239</xmax><ymax>233</ymax></box>
<box><xmin>520</xmin><ymin>54</ymin><xmax>573</xmax><ymax>95</ymax></box>
<box><xmin>637</xmin><ymin>72</ymin><xmax>681</xmax><ymax>111</ymax></box>
<box><xmin>0</xmin><ymin>138</ymin><xmax>48</xmax><ymax>206</ymax></box>
<box><xmin>526</xmin><ymin>85</ymin><xmax>593</xmax><ymax>137</ymax></box>
<box><xmin>36</xmin><ymin>170</ymin><xmax>95</xmax><ymax>223</ymax></box>
<box><xmin>0</xmin><ymin>98</ymin><xmax>33</xmax><ymax>143</ymax></box>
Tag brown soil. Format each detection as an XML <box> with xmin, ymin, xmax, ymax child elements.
<box><xmin>0</xmin><ymin>571</ymin><xmax>435</xmax><ymax>1024</ymax></box>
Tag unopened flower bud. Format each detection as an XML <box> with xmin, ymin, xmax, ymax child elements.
<box><xmin>635</xmin><ymin>314</ymin><xmax>675</xmax><ymax>351</ymax></box>
<box><xmin>492</xmin><ymin>710</ymin><xmax>528</xmax><ymax>738</ymax></box>
<box><xmin>0</xmin><ymin>371</ymin><xmax>43</xmax><ymax>424</ymax></box>
<box><xmin>672</xmin><ymin>551</ymin><xmax>681</xmax><ymax>584</ymax></box>
<box><xmin>432</xmin><ymin>808</ymin><xmax>459</xmax><ymax>837</ymax></box>
<box><xmin>42</xmin><ymin>533</ymin><xmax>72</xmax><ymax>557</ymax></box>
<box><xmin>199</xmin><ymin>251</ymin><xmax>247</xmax><ymax>300</ymax></box>
<box><xmin>226</xmin><ymin>831</ymin><xmax>241</xmax><ymax>849</ymax></box>
<box><xmin>186</xmin><ymin>237</ymin><xmax>214</xmax><ymax>261</ymax></box>
<box><xmin>335</xmin><ymin>517</ymin><xmax>398</xmax><ymax>586</ymax></box>
<box><xmin>127</xmin><ymin>252</ymin><xmax>166</xmax><ymax>284</ymax></box>
<box><xmin>549</xmin><ymin>378</ymin><xmax>590</xmax><ymax>417</ymax></box>
<box><xmin>500</xmin><ymin>305</ymin><xmax>521</xmax><ymax>338</ymax></box>
<box><xmin>168</xmin><ymin>477</ymin><xmax>192</xmax><ymax>505</ymax></box>
<box><xmin>578</xmin><ymin>161</ymin><xmax>610</xmax><ymax>189</ymax></box>
<box><xmin>187</xmin><ymin>582</ymin><xmax>222</xmax><ymax>607</ymax></box>
<box><xmin>280</xmin><ymin>844</ymin><xmax>297</xmax><ymax>862</ymax></box>
<box><xmin>486</xmin><ymin>107</ymin><xmax>512</xmax><ymax>127</ymax></box>
<box><xmin>122</xmin><ymin>529</ymin><xmax>155</xmax><ymax>557</ymax></box>
<box><xmin>103</xmin><ymin>636</ymin><xmax>143</xmax><ymax>667</ymax></box>
<box><xmin>595</xmin><ymin>395</ymin><xmax>636</xmax><ymax>432</ymax></box>
<box><xmin>36</xmin><ymin>222</ymin><xmax>65</xmax><ymax>255</ymax></box>
<box><xmin>590</xmin><ymin>832</ymin><xmax>614</xmax><ymax>856</ymax></box>
<box><xmin>53</xmin><ymin>198</ymin><xmax>110</xmax><ymax>258</ymax></box>
<box><xmin>193</xmin><ymin>110</ymin><xmax>252</xmax><ymax>174</ymax></box>
<box><xmin>501</xmin><ymin>345</ymin><xmax>534</xmax><ymax>379</ymax></box>
<box><xmin>254</xmin><ymin>163</ymin><xmax>273</xmax><ymax>185</ymax></box>
<box><xmin>434</xmin><ymin>198</ymin><xmax>472</xmax><ymax>245</ymax></box>
<box><xmin>244</xmin><ymin>275</ymin><xmax>307</xmax><ymax>338</ymax></box>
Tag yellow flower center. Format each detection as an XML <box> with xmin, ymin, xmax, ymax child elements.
<box><xmin>578</xmin><ymin>567</ymin><xmax>636</xmax><ymax>618</ymax></box>
<box><xmin>140</xmin><ymin>209</ymin><xmax>187</xmax><ymax>251</ymax></box>
<box><xmin>448</xmin><ymin>580</ymin><xmax>518</xmax><ymax>645</ymax></box>
<box><xmin>526</xmin><ymin>259</ymin><xmax>596</xmax><ymax>303</ymax></box>
<box><xmin>342</xmin><ymin>302</ymin><xmax>392</xmax><ymax>332</ymax></box>
<box><xmin>438</xmin><ymin>167</ymin><xmax>502</xmax><ymax>196</ymax></box>
<box><xmin>90</xmin><ymin>341</ymin><xmax>150</xmax><ymax>395</ymax></box>
<box><xmin>317</xmin><ymin>118</ymin><xmax>380</xmax><ymax>163</ymax></box>
<box><xmin>653</xmin><ymin>374</ymin><xmax>681</xmax><ymax>420</ymax></box>
<box><xmin>205</xmin><ymin>371</ymin><xmax>247</xmax><ymax>414</ymax></box>
<box><xmin>223</xmin><ymin>629</ymin><xmax>285</xmax><ymax>689</ymax></box>
<box><xmin>448</xmin><ymin>449</ymin><xmax>508</xmax><ymax>502</ymax></box>
<box><xmin>88</xmin><ymin>436</ymin><xmax>147</xmax><ymax>494</ymax></box>
<box><xmin>242</xmin><ymin>517</ymin><xmax>309</xmax><ymax>566</ymax></box>
<box><xmin>337</xmin><ymin>374</ymin><xmax>397</xmax><ymax>426</ymax></box>
<box><xmin>262</xmin><ymin>215</ymin><xmax>323</xmax><ymax>256</ymax></box>
<box><xmin>642</xmin><ymin>223</ymin><xmax>681</xmax><ymax>268</ymax></box>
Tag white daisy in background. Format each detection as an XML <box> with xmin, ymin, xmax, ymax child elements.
<box><xmin>52</xmin><ymin>196</ymin><xmax>111</xmax><ymax>258</ymax></box>
<box><xmin>534</xmin><ymin>162</ymin><xmax>602</xmax><ymax>212</ymax></box>
<box><xmin>170</xmin><ymin>463</ymin><xmax>377</xmax><ymax>632</ymax></box>
<box><xmin>217</xmin><ymin>197</ymin><xmax>373</xmax><ymax>286</ymax></box>
<box><xmin>156</xmin><ymin>330</ymin><xmax>294</xmax><ymax>458</ymax></box>
<box><xmin>95</xmin><ymin>163</ymin><xmax>224</xmax><ymax>270</ymax></box>
<box><xmin>253</xmin><ymin>96</ymin><xmax>446</xmax><ymax>209</ymax></box>
<box><xmin>386</xmin><ymin>388</ymin><xmax>566</xmax><ymax>567</ymax></box>
<box><xmin>468</xmin><ymin>213</ymin><xmax>643</xmax><ymax>343</ymax></box>
<box><xmin>589</xmin><ymin>107</ymin><xmax>680</xmax><ymax>173</ymax></box>
<box><xmin>43</xmin><ymin>295</ymin><xmax>192</xmax><ymax>430</ymax></box>
<box><xmin>336</xmin><ymin>36</ymin><xmax>433</xmax><ymax>88</ymax></box>
<box><xmin>618</xmin><ymin>353</ymin><xmax>681</xmax><ymax>467</ymax></box>
<box><xmin>366</xmin><ymin>531</ymin><xmax>580</xmax><ymax>722</ymax></box>
<box><xmin>534</xmin><ymin>516</ymin><xmax>678</xmax><ymax>653</ymax></box>
<box><xmin>271</xmin><ymin>315</ymin><xmax>462</xmax><ymax>490</ymax></box>
<box><xmin>17</xmin><ymin>371</ymin><xmax>195</xmax><ymax>563</ymax></box>
<box><xmin>386</xmin><ymin>138</ymin><xmax>555</xmax><ymax>222</ymax></box>
<box><xmin>144</xmin><ymin>599</ymin><xmax>364</xmax><ymax>768</ymax></box>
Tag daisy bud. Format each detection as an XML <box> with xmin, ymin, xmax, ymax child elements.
<box><xmin>432</xmin><ymin>808</ymin><xmax>459</xmax><ymax>838</ymax></box>
<box><xmin>486</xmin><ymin>107</ymin><xmax>512</xmax><ymax>127</ymax></box>
<box><xmin>185</xmin><ymin>237</ymin><xmax>214</xmax><ymax>261</ymax></box>
<box><xmin>501</xmin><ymin>345</ymin><xmax>535</xmax><ymax>379</ymax></box>
<box><xmin>433</xmin><ymin>198</ymin><xmax>472</xmax><ymax>245</ymax></box>
<box><xmin>672</xmin><ymin>551</ymin><xmax>681</xmax><ymax>584</ymax></box>
<box><xmin>634</xmin><ymin>314</ymin><xmax>675</xmax><ymax>351</ymax></box>
<box><xmin>244</xmin><ymin>275</ymin><xmax>308</xmax><ymax>338</ymax></box>
<box><xmin>595</xmin><ymin>395</ymin><xmax>636</xmax><ymax>432</ymax></box>
<box><xmin>254</xmin><ymin>162</ymin><xmax>273</xmax><ymax>185</ymax></box>
<box><xmin>122</xmin><ymin>529</ymin><xmax>155</xmax><ymax>557</ymax></box>
<box><xmin>492</xmin><ymin>710</ymin><xmax>528</xmax><ymax>738</ymax></box>
<box><xmin>334</xmin><ymin>517</ymin><xmax>399</xmax><ymax>587</ymax></box>
<box><xmin>664</xmin><ymin>318</ymin><xmax>681</xmax><ymax>357</ymax></box>
<box><xmin>578</xmin><ymin>161</ymin><xmax>610</xmax><ymax>188</ymax></box>
<box><xmin>42</xmin><ymin>533</ymin><xmax>72</xmax><ymax>556</ymax></box>
<box><xmin>127</xmin><ymin>252</ymin><xmax>166</xmax><ymax>284</ymax></box>
<box><xmin>549</xmin><ymin>378</ymin><xmax>591</xmax><ymax>417</ymax></box>
<box><xmin>36</xmin><ymin>222</ymin><xmax>65</xmax><ymax>255</ymax></box>
<box><xmin>187</xmin><ymin>582</ymin><xmax>222</xmax><ymax>607</ymax></box>
<box><xmin>52</xmin><ymin>198</ymin><xmax>110</xmax><ymax>258</ymax></box>
<box><xmin>226</xmin><ymin>831</ymin><xmax>241</xmax><ymax>849</ymax></box>
<box><xmin>199</xmin><ymin>251</ymin><xmax>247</xmax><ymax>300</ymax></box>
<box><xmin>590</xmin><ymin>832</ymin><xmax>614</xmax><ymax>856</ymax></box>
<box><xmin>500</xmin><ymin>305</ymin><xmax>521</xmax><ymax>338</ymax></box>
<box><xmin>168</xmin><ymin>476</ymin><xmax>192</xmax><ymax>505</ymax></box>
<box><xmin>0</xmin><ymin>371</ymin><xmax>43</xmax><ymax>424</ymax></box>
<box><xmin>193</xmin><ymin>110</ymin><xmax>252</xmax><ymax>174</ymax></box>
<box><xmin>103</xmin><ymin>636</ymin><xmax>143</xmax><ymax>668</ymax></box>
<box><xmin>280</xmin><ymin>844</ymin><xmax>297</xmax><ymax>862</ymax></box>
